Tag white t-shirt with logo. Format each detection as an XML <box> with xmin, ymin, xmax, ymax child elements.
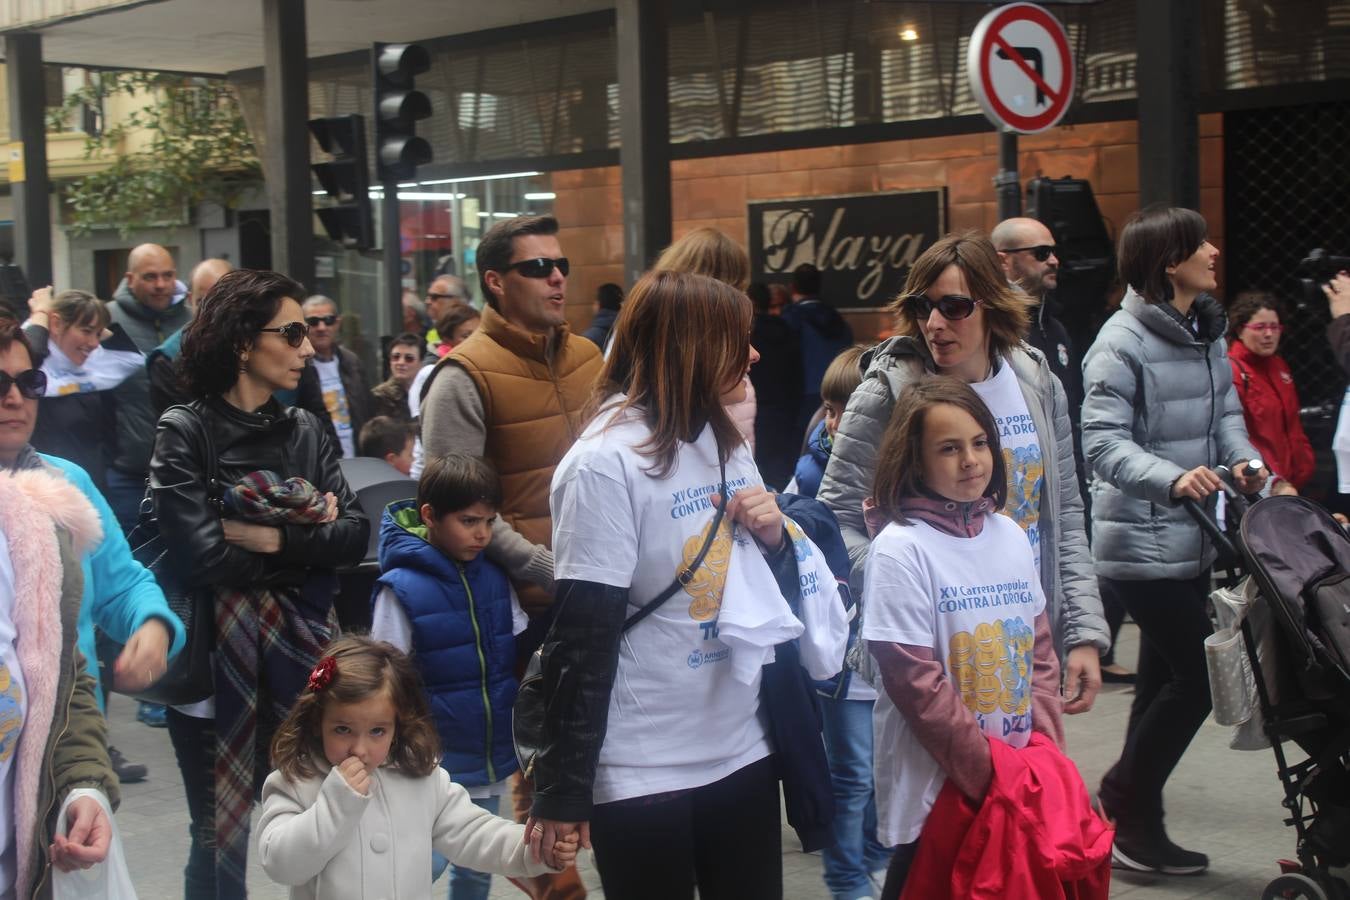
<box><xmin>313</xmin><ymin>356</ymin><xmax>355</xmax><ymax>458</ymax></box>
<box><xmin>0</xmin><ymin>529</ymin><xmax>28</xmax><ymax>900</ymax></box>
<box><xmin>551</xmin><ymin>402</ymin><xmax>771</xmax><ymax>804</ymax></box>
<box><xmin>971</xmin><ymin>360</ymin><xmax>1043</xmax><ymax>571</ymax></box>
<box><xmin>862</xmin><ymin>515</ymin><xmax>1045</xmax><ymax>845</ymax></box>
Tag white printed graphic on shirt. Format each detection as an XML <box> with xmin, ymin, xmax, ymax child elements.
<box><xmin>971</xmin><ymin>360</ymin><xmax>1043</xmax><ymax>569</ymax></box>
<box><xmin>313</xmin><ymin>357</ymin><xmax>355</xmax><ymax>458</ymax></box>
<box><xmin>863</xmin><ymin>515</ymin><xmax>1045</xmax><ymax>845</ymax></box>
<box><xmin>550</xmin><ymin>404</ymin><xmax>771</xmax><ymax>802</ymax></box>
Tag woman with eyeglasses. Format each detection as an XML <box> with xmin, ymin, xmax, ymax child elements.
<box><xmin>819</xmin><ymin>230</ymin><xmax>1107</xmax><ymax>705</ymax></box>
<box><xmin>1227</xmin><ymin>291</ymin><xmax>1313</xmax><ymax>496</ymax></box>
<box><xmin>148</xmin><ymin>269</ymin><xmax>369</xmax><ymax>900</ymax></box>
<box><xmin>1081</xmin><ymin>206</ymin><xmax>1264</xmax><ymax>875</ymax></box>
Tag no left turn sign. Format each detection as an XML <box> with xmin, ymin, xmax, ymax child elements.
<box><xmin>966</xmin><ymin>3</ymin><xmax>1075</xmax><ymax>134</ymax></box>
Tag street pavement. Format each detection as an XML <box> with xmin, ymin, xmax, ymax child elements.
<box><xmin>108</xmin><ymin>621</ymin><xmax>1304</xmax><ymax>898</ymax></box>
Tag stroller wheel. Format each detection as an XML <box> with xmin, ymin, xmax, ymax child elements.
<box><xmin>1262</xmin><ymin>873</ymin><xmax>1329</xmax><ymax>900</ymax></box>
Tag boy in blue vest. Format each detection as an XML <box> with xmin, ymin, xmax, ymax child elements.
<box><xmin>371</xmin><ymin>452</ymin><xmax>527</xmax><ymax>899</ymax></box>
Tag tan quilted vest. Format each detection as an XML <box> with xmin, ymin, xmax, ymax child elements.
<box><xmin>445</xmin><ymin>306</ymin><xmax>603</xmax><ymax>614</ymax></box>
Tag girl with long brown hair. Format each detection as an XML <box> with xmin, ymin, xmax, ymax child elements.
<box><xmin>526</xmin><ymin>269</ymin><xmax>802</xmax><ymax>899</ymax></box>
<box><xmin>862</xmin><ymin>378</ymin><xmax>1090</xmax><ymax>897</ymax></box>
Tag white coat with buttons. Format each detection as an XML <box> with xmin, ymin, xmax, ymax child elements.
<box><xmin>257</xmin><ymin>764</ymin><xmax>555</xmax><ymax>899</ymax></box>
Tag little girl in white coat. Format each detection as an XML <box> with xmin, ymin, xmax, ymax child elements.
<box><xmin>257</xmin><ymin>635</ymin><xmax>577</xmax><ymax>899</ymax></box>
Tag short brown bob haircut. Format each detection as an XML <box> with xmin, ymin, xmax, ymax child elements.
<box><xmin>873</xmin><ymin>376</ymin><xmax>1007</xmax><ymax>526</ymax></box>
<box><xmin>269</xmin><ymin>635</ymin><xmax>441</xmax><ymax>781</ymax></box>
<box><xmin>888</xmin><ymin>231</ymin><xmax>1030</xmax><ymax>360</ymax></box>
<box><xmin>653</xmin><ymin>227</ymin><xmax>751</xmax><ymax>292</ymax></box>
<box><xmin>595</xmin><ymin>269</ymin><xmax>752</xmax><ymax>477</ymax></box>
<box><xmin>1117</xmin><ymin>205</ymin><xmax>1208</xmax><ymax>305</ymax></box>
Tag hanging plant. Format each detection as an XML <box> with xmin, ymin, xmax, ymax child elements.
<box><xmin>51</xmin><ymin>70</ymin><xmax>262</xmax><ymax>236</ymax></box>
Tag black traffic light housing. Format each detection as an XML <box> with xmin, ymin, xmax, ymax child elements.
<box><xmin>373</xmin><ymin>42</ymin><xmax>433</xmax><ymax>182</ymax></box>
<box><xmin>308</xmin><ymin>114</ymin><xmax>375</xmax><ymax>250</ymax></box>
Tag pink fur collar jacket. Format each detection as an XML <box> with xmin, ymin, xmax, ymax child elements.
<box><xmin>0</xmin><ymin>467</ymin><xmax>118</xmax><ymax>898</ymax></box>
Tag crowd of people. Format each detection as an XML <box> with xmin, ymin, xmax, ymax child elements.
<box><xmin>0</xmin><ymin>200</ymin><xmax>1344</xmax><ymax>900</ymax></box>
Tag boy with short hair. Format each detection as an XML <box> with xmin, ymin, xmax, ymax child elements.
<box><xmin>791</xmin><ymin>345</ymin><xmax>866</xmax><ymax>498</ymax></box>
<box><xmin>783</xmin><ymin>344</ymin><xmax>895</xmax><ymax>900</ymax></box>
<box><xmin>370</xmin><ymin>453</ymin><xmax>527</xmax><ymax>898</ymax></box>
<box><xmin>359</xmin><ymin>415</ymin><xmax>416</xmax><ymax>476</ymax></box>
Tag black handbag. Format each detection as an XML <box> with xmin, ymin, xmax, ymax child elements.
<box><xmin>115</xmin><ymin>405</ymin><xmax>221</xmax><ymax>706</ymax></box>
<box><xmin>513</xmin><ymin>462</ymin><xmax>728</xmax><ymax>778</ymax></box>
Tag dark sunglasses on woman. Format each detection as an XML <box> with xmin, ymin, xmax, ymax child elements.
<box><xmin>304</xmin><ymin>314</ymin><xmax>338</xmax><ymax>327</ymax></box>
<box><xmin>1002</xmin><ymin>244</ymin><xmax>1058</xmax><ymax>262</ymax></box>
<box><xmin>258</xmin><ymin>321</ymin><xmax>310</xmax><ymax>347</ymax></box>
<box><xmin>0</xmin><ymin>368</ymin><xmax>47</xmax><ymax>399</ymax></box>
<box><xmin>501</xmin><ymin>257</ymin><xmax>570</xmax><ymax>278</ymax></box>
<box><xmin>905</xmin><ymin>292</ymin><xmax>981</xmax><ymax>321</ymax></box>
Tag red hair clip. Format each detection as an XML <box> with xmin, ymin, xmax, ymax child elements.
<box><xmin>308</xmin><ymin>656</ymin><xmax>337</xmax><ymax>692</ymax></box>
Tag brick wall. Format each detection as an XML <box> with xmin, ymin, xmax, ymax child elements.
<box><xmin>555</xmin><ymin>113</ymin><xmax>1225</xmax><ymax>341</ymax></box>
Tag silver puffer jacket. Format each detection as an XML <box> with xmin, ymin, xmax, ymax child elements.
<box><xmin>818</xmin><ymin>336</ymin><xmax>1109</xmax><ymax>655</ymax></box>
<box><xmin>1081</xmin><ymin>288</ymin><xmax>1257</xmax><ymax>580</ymax></box>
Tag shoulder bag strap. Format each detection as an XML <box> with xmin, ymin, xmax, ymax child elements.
<box><xmin>164</xmin><ymin>404</ymin><xmax>223</xmax><ymax>512</ymax></box>
<box><xmin>622</xmin><ymin>458</ymin><xmax>729</xmax><ymax>632</ymax></box>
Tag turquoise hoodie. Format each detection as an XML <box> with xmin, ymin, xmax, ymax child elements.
<box><xmin>40</xmin><ymin>453</ymin><xmax>187</xmax><ymax>709</ymax></box>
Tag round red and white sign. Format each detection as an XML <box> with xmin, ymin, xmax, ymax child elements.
<box><xmin>966</xmin><ymin>2</ymin><xmax>1075</xmax><ymax>134</ymax></box>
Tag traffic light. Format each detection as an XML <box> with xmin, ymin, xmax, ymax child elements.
<box><xmin>308</xmin><ymin>114</ymin><xmax>375</xmax><ymax>250</ymax></box>
<box><xmin>372</xmin><ymin>42</ymin><xmax>433</xmax><ymax>182</ymax></box>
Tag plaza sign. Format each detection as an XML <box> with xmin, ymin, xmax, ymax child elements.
<box><xmin>748</xmin><ymin>189</ymin><xmax>945</xmax><ymax>310</ymax></box>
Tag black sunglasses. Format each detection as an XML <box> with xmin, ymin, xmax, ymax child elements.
<box><xmin>258</xmin><ymin>321</ymin><xmax>310</xmax><ymax>347</ymax></box>
<box><xmin>906</xmin><ymin>293</ymin><xmax>981</xmax><ymax>321</ymax></box>
<box><xmin>1002</xmin><ymin>244</ymin><xmax>1058</xmax><ymax>262</ymax></box>
<box><xmin>305</xmin><ymin>314</ymin><xmax>338</xmax><ymax>327</ymax></box>
<box><xmin>0</xmin><ymin>368</ymin><xmax>47</xmax><ymax>399</ymax></box>
<box><xmin>501</xmin><ymin>257</ymin><xmax>569</xmax><ymax>279</ymax></box>
<box><xmin>426</xmin><ymin>291</ymin><xmax>463</xmax><ymax>302</ymax></box>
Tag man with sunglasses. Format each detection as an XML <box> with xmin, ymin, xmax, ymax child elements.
<box><xmin>993</xmin><ymin>220</ymin><xmax>1087</xmax><ymax>475</ymax></box>
<box><xmin>424</xmin><ymin>274</ymin><xmax>471</xmax><ymax>354</ymax></box>
<box><xmin>296</xmin><ymin>295</ymin><xmax>373</xmax><ymax>459</ymax></box>
<box><xmin>422</xmin><ymin>214</ymin><xmax>598</xmax><ymax>900</ymax></box>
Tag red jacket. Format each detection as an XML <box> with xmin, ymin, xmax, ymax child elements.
<box><xmin>900</xmin><ymin>733</ymin><xmax>1113</xmax><ymax>900</ymax></box>
<box><xmin>1229</xmin><ymin>341</ymin><xmax>1315</xmax><ymax>490</ymax></box>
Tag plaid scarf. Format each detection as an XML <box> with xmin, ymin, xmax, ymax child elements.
<box><xmin>214</xmin><ymin>470</ymin><xmax>338</xmax><ymax>897</ymax></box>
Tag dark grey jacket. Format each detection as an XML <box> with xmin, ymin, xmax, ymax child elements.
<box><xmin>106</xmin><ymin>280</ymin><xmax>192</xmax><ymax>475</ymax></box>
<box><xmin>818</xmin><ymin>336</ymin><xmax>1108</xmax><ymax>655</ymax></box>
<box><xmin>1081</xmin><ymin>289</ymin><xmax>1257</xmax><ymax>579</ymax></box>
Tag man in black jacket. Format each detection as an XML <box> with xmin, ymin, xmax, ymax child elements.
<box><xmin>298</xmin><ymin>295</ymin><xmax>372</xmax><ymax>459</ymax></box>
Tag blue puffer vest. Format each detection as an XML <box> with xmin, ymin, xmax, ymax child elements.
<box><xmin>374</xmin><ymin>501</ymin><xmax>519</xmax><ymax>787</ymax></box>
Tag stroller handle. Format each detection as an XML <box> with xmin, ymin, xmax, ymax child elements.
<box><xmin>1180</xmin><ymin>496</ymin><xmax>1240</xmax><ymax>561</ymax></box>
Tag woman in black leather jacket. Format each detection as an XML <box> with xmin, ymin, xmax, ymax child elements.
<box><xmin>149</xmin><ymin>269</ymin><xmax>368</xmax><ymax>900</ymax></box>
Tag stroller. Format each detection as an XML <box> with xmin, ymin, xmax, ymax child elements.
<box><xmin>1188</xmin><ymin>491</ymin><xmax>1350</xmax><ymax>900</ymax></box>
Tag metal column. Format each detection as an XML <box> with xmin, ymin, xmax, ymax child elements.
<box><xmin>1136</xmin><ymin>0</ymin><xmax>1200</xmax><ymax>209</ymax></box>
<box><xmin>616</xmin><ymin>0</ymin><xmax>671</xmax><ymax>288</ymax></box>
<box><xmin>5</xmin><ymin>33</ymin><xmax>52</xmax><ymax>288</ymax></box>
<box><xmin>995</xmin><ymin>130</ymin><xmax>1021</xmax><ymax>219</ymax></box>
<box><xmin>262</xmin><ymin>0</ymin><xmax>314</xmax><ymax>289</ymax></box>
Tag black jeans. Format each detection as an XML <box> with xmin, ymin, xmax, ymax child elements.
<box><xmin>590</xmin><ymin>756</ymin><xmax>782</xmax><ymax>900</ymax></box>
<box><xmin>166</xmin><ymin>708</ymin><xmax>230</xmax><ymax>900</ymax></box>
<box><xmin>1097</xmin><ymin>574</ymin><xmax>1213</xmax><ymax>832</ymax></box>
<box><xmin>1100</xmin><ymin>579</ymin><xmax>1127</xmax><ymax>667</ymax></box>
<box><xmin>878</xmin><ymin>841</ymin><xmax>918</xmax><ymax>900</ymax></box>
